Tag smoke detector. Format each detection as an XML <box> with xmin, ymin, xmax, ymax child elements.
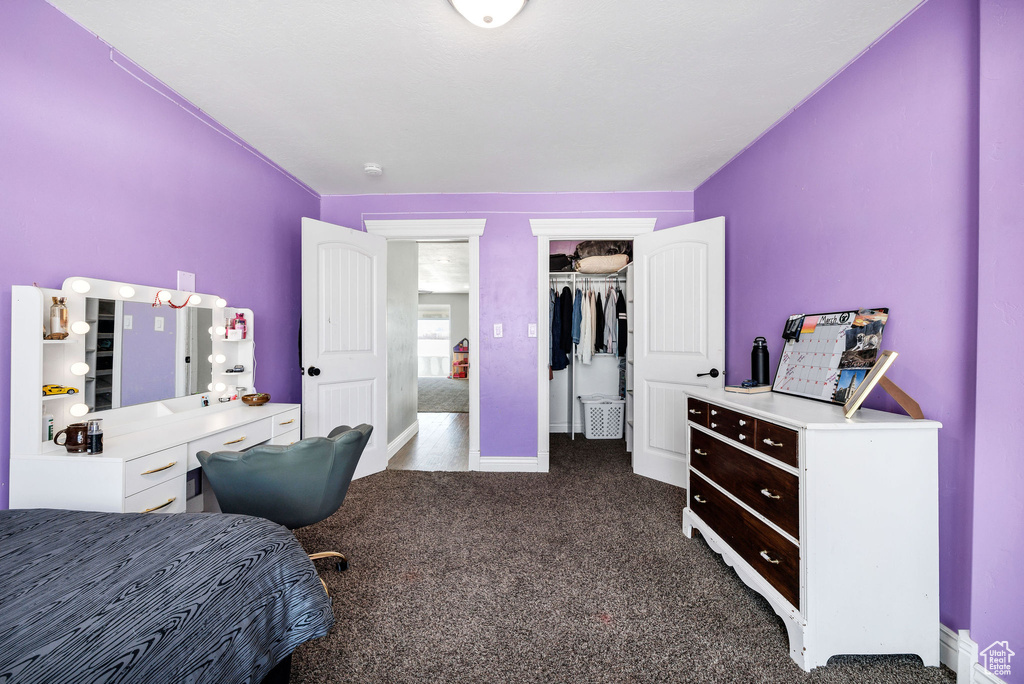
<box><xmin>364</xmin><ymin>163</ymin><xmax>383</xmax><ymax>176</ymax></box>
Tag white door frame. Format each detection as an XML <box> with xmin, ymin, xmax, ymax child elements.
<box><xmin>530</xmin><ymin>218</ymin><xmax>657</xmax><ymax>471</ymax></box>
<box><xmin>365</xmin><ymin>219</ymin><xmax>484</xmax><ymax>469</ymax></box>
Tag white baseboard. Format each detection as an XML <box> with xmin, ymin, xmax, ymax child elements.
<box><xmin>939</xmin><ymin>624</ymin><xmax>1008</xmax><ymax>684</ymax></box>
<box><xmin>468</xmin><ymin>449</ymin><xmax>481</xmax><ymax>470</ymax></box>
<box><xmin>478</xmin><ymin>456</ymin><xmax>541</xmax><ymax>472</ymax></box>
<box><xmin>549</xmin><ymin>423</ymin><xmax>583</xmax><ymax>434</ymax></box>
<box><xmin>387</xmin><ymin>419</ymin><xmax>419</xmax><ymax>460</ymax></box>
<box><xmin>537</xmin><ymin>450</ymin><xmax>549</xmax><ymax>473</ymax></box>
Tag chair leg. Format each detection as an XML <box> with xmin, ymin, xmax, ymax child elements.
<box><xmin>309</xmin><ymin>551</ymin><xmax>348</xmax><ymax>572</ymax></box>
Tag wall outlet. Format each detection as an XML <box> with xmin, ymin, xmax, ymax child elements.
<box><xmin>123</xmin><ymin>314</ymin><xmax>133</xmax><ymax>330</ymax></box>
<box><xmin>154</xmin><ymin>316</ymin><xmax>164</xmax><ymax>332</ymax></box>
<box><xmin>528</xmin><ymin>323</ymin><xmax>537</xmax><ymax>338</ymax></box>
<box><xmin>493</xmin><ymin>323</ymin><xmax>503</xmax><ymax>338</ymax></box>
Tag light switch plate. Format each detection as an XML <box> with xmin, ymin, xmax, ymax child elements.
<box><xmin>493</xmin><ymin>323</ymin><xmax>503</xmax><ymax>338</ymax></box>
<box><xmin>528</xmin><ymin>323</ymin><xmax>537</xmax><ymax>338</ymax></box>
<box><xmin>154</xmin><ymin>316</ymin><xmax>164</xmax><ymax>332</ymax></box>
<box><xmin>123</xmin><ymin>315</ymin><xmax>133</xmax><ymax>330</ymax></box>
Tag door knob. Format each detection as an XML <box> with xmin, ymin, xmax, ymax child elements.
<box><xmin>697</xmin><ymin>368</ymin><xmax>720</xmax><ymax>378</ymax></box>
<box><xmin>307</xmin><ymin>366</ymin><xmax>321</xmax><ymax>377</ymax></box>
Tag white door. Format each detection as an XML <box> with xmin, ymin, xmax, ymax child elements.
<box><xmin>301</xmin><ymin>217</ymin><xmax>388</xmax><ymax>479</ymax></box>
<box><xmin>632</xmin><ymin>216</ymin><xmax>725</xmax><ymax>488</ymax></box>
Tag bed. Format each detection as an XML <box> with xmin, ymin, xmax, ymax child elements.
<box><xmin>0</xmin><ymin>508</ymin><xmax>334</xmax><ymax>683</ymax></box>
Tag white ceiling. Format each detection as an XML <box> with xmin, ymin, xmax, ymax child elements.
<box><xmin>418</xmin><ymin>242</ymin><xmax>470</xmax><ymax>294</ymax></box>
<box><xmin>47</xmin><ymin>0</ymin><xmax>921</xmax><ymax>195</ymax></box>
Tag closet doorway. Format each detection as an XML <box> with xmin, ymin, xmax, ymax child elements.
<box><xmin>365</xmin><ymin>220</ymin><xmax>484</xmax><ymax>471</ymax></box>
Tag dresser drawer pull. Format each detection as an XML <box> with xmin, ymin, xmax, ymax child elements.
<box><xmin>693</xmin><ymin>495</ymin><xmax>707</xmax><ymax>504</ymax></box>
<box><xmin>710</xmin><ymin>422</ymin><xmax>717</xmax><ymax>428</ymax></box>
<box><xmin>694</xmin><ymin>448</ymin><xmax>708</xmax><ymax>456</ymax></box>
<box><xmin>710</xmin><ymin>409</ymin><xmax>718</xmax><ymax>416</ymax></box>
<box><xmin>760</xmin><ymin>488</ymin><xmax>781</xmax><ymax>500</ymax></box>
<box><xmin>762</xmin><ymin>438</ymin><xmax>784</xmax><ymax>447</ymax></box>
<box><xmin>759</xmin><ymin>550</ymin><xmax>780</xmax><ymax>564</ymax></box>
<box><xmin>279</xmin><ymin>419</ymin><xmax>295</xmax><ymax>425</ymax></box>
<box><xmin>223</xmin><ymin>436</ymin><xmax>247</xmax><ymax>445</ymax></box>
<box><xmin>738</xmin><ymin>434</ymin><xmax>747</xmax><ymax>441</ymax></box>
<box><xmin>140</xmin><ymin>461</ymin><xmax>177</xmax><ymax>475</ymax></box>
<box><xmin>688</xmin><ymin>409</ymin><xmax>701</xmax><ymax>415</ymax></box>
<box><xmin>142</xmin><ymin>497</ymin><xmax>176</xmax><ymax>513</ymax></box>
<box><xmin>738</xmin><ymin>419</ymin><xmax>747</xmax><ymax>426</ymax></box>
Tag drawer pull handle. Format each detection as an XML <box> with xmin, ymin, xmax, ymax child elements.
<box><xmin>760</xmin><ymin>488</ymin><xmax>781</xmax><ymax>500</ymax></box>
<box><xmin>762</xmin><ymin>438</ymin><xmax>784</xmax><ymax>447</ymax></box>
<box><xmin>279</xmin><ymin>419</ymin><xmax>295</xmax><ymax>425</ymax></box>
<box><xmin>140</xmin><ymin>461</ymin><xmax>177</xmax><ymax>475</ymax></box>
<box><xmin>142</xmin><ymin>497</ymin><xmax>176</xmax><ymax>513</ymax></box>
<box><xmin>710</xmin><ymin>409</ymin><xmax>718</xmax><ymax>416</ymax></box>
<box><xmin>759</xmin><ymin>550</ymin><xmax>780</xmax><ymax>564</ymax></box>
<box><xmin>738</xmin><ymin>434</ymin><xmax>747</xmax><ymax>441</ymax></box>
<box><xmin>710</xmin><ymin>422</ymin><xmax>717</xmax><ymax>428</ymax></box>
<box><xmin>693</xmin><ymin>494</ymin><xmax>707</xmax><ymax>504</ymax></box>
<box><xmin>694</xmin><ymin>448</ymin><xmax>708</xmax><ymax>456</ymax></box>
<box><xmin>688</xmin><ymin>409</ymin><xmax>701</xmax><ymax>415</ymax></box>
<box><xmin>738</xmin><ymin>419</ymin><xmax>747</xmax><ymax>426</ymax></box>
<box><xmin>223</xmin><ymin>436</ymin><xmax>247</xmax><ymax>445</ymax></box>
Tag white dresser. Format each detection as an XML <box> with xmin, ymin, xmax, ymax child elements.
<box><xmin>682</xmin><ymin>388</ymin><xmax>940</xmax><ymax>671</ymax></box>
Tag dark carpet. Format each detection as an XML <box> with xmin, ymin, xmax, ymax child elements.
<box><xmin>418</xmin><ymin>377</ymin><xmax>469</xmax><ymax>413</ymax></box>
<box><xmin>292</xmin><ymin>435</ymin><xmax>953</xmax><ymax>684</ymax></box>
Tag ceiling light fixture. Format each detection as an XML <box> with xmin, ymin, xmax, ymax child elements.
<box><xmin>364</xmin><ymin>163</ymin><xmax>383</xmax><ymax>176</ymax></box>
<box><xmin>448</xmin><ymin>0</ymin><xmax>528</xmax><ymax>29</ymax></box>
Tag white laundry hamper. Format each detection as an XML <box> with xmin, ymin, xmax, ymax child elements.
<box><xmin>578</xmin><ymin>394</ymin><xmax>626</xmax><ymax>439</ymax></box>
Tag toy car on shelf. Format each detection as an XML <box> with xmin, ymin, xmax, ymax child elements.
<box><xmin>43</xmin><ymin>384</ymin><xmax>78</xmax><ymax>397</ymax></box>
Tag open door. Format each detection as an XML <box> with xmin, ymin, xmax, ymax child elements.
<box><xmin>632</xmin><ymin>216</ymin><xmax>725</xmax><ymax>488</ymax></box>
<box><xmin>301</xmin><ymin>217</ymin><xmax>388</xmax><ymax>479</ymax></box>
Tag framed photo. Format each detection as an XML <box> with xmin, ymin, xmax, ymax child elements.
<box><xmin>843</xmin><ymin>350</ymin><xmax>898</xmax><ymax>419</ymax></box>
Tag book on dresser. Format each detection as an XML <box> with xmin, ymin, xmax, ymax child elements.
<box><xmin>682</xmin><ymin>387</ymin><xmax>940</xmax><ymax>672</ymax></box>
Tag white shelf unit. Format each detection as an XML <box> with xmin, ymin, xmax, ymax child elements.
<box><xmin>624</xmin><ymin>263</ymin><xmax>634</xmax><ymax>453</ymax></box>
<box><xmin>212</xmin><ymin>307</ymin><xmax>256</xmax><ymax>398</ymax></box>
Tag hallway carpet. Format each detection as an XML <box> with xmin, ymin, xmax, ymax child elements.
<box><xmin>291</xmin><ymin>435</ymin><xmax>953</xmax><ymax>684</ymax></box>
<box><xmin>418</xmin><ymin>376</ymin><xmax>469</xmax><ymax>413</ymax></box>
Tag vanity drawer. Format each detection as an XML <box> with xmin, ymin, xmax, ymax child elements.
<box><xmin>272</xmin><ymin>408</ymin><xmax>300</xmax><ymax>436</ymax></box>
<box><xmin>689</xmin><ymin>471</ymin><xmax>800</xmax><ymax>609</ymax></box>
<box><xmin>690</xmin><ymin>429</ymin><xmax>799</xmax><ymax>539</ymax></box>
<box><xmin>755</xmin><ymin>420</ymin><xmax>799</xmax><ymax>468</ymax></box>
<box><xmin>707</xmin><ymin>404</ymin><xmax>755</xmax><ymax>446</ymax></box>
<box><xmin>124</xmin><ymin>476</ymin><xmax>186</xmax><ymax>514</ymax></box>
<box><xmin>268</xmin><ymin>427</ymin><xmax>301</xmax><ymax>447</ymax></box>
<box><xmin>187</xmin><ymin>418</ymin><xmax>272</xmax><ymax>469</ymax></box>
<box><xmin>125</xmin><ymin>445</ymin><xmax>187</xmax><ymax>497</ymax></box>
<box><xmin>686</xmin><ymin>398</ymin><xmax>709</xmax><ymax>427</ymax></box>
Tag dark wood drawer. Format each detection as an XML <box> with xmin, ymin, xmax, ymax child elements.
<box><xmin>707</xmin><ymin>404</ymin><xmax>755</xmax><ymax>447</ymax></box>
<box><xmin>689</xmin><ymin>428</ymin><xmax>799</xmax><ymax>539</ymax></box>
<box><xmin>686</xmin><ymin>398</ymin><xmax>709</xmax><ymax>427</ymax></box>
<box><xmin>689</xmin><ymin>471</ymin><xmax>800</xmax><ymax>609</ymax></box>
<box><xmin>755</xmin><ymin>420</ymin><xmax>799</xmax><ymax>468</ymax></box>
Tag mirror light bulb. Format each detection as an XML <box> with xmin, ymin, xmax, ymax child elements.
<box><xmin>214</xmin><ymin>354</ymin><xmax>226</xmax><ymax>364</ymax></box>
<box><xmin>69</xmin><ymin>403</ymin><xmax>89</xmax><ymax>417</ymax></box>
<box><xmin>70</xmin><ymin>362</ymin><xmax>90</xmax><ymax>376</ymax></box>
<box><xmin>208</xmin><ymin>383</ymin><xmax>214</xmax><ymax>391</ymax></box>
<box><xmin>118</xmin><ymin>285</ymin><xmax>136</xmax><ymax>298</ymax></box>
<box><xmin>70</xmin><ymin>321</ymin><xmax>90</xmax><ymax>335</ymax></box>
<box><xmin>71</xmin><ymin>280</ymin><xmax>91</xmax><ymax>294</ymax></box>
<box><xmin>188</xmin><ymin>295</ymin><xmax>202</xmax><ymax>306</ymax></box>
<box><xmin>157</xmin><ymin>290</ymin><xmax>172</xmax><ymax>302</ymax></box>
<box><xmin>208</xmin><ymin>355</ymin><xmax>214</xmax><ymax>363</ymax></box>
<box><xmin>215</xmin><ymin>326</ymin><xmax>226</xmax><ymax>336</ymax></box>
<box><xmin>214</xmin><ymin>382</ymin><xmax>226</xmax><ymax>392</ymax></box>
<box><xmin>215</xmin><ymin>298</ymin><xmax>227</xmax><ymax>308</ymax></box>
<box><xmin>208</xmin><ymin>327</ymin><xmax>214</xmax><ymax>335</ymax></box>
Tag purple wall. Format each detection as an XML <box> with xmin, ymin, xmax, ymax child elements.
<box><xmin>0</xmin><ymin>0</ymin><xmax>318</xmax><ymax>508</ymax></box>
<box><xmin>972</xmin><ymin>0</ymin><xmax>1024</xmax><ymax>678</ymax></box>
<box><xmin>694</xmin><ymin>0</ymin><xmax>979</xmax><ymax>633</ymax></box>
<box><xmin>320</xmin><ymin>192</ymin><xmax>693</xmax><ymax>458</ymax></box>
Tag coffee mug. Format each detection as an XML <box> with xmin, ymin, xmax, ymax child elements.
<box><xmin>54</xmin><ymin>422</ymin><xmax>88</xmax><ymax>453</ymax></box>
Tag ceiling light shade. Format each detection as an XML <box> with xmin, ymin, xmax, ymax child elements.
<box><xmin>448</xmin><ymin>0</ymin><xmax>528</xmax><ymax>28</ymax></box>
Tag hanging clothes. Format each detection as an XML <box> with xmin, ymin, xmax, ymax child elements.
<box><xmin>589</xmin><ymin>289</ymin><xmax>598</xmax><ymax>354</ymax></box>
<box><xmin>580</xmin><ymin>288</ymin><xmax>593</xmax><ymax>365</ymax></box>
<box><xmin>616</xmin><ymin>288</ymin><xmax>628</xmax><ymax>357</ymax></box>
<box><xmin>571</xmin><ymin>287</ymin><xmax>583</xmax><ymax>346</ymax></box>
<box><xmin>551</xmin><ymin>288</ymin><xmax>568</xmax><ymax>371</ymax></box>
<box><xmin>604</xmin><ymin>287</ymin><xmax>618</xmax><ymax>353</ymax></box>
<box><xmin>559</xmin><ymin>286</ymin><xmax>573</xmax><ymax>353</ymax></box>
<box><xmin>594</xmin><ymin>291</ymin><xmax>604</xmax><ymax>353</ymax></box>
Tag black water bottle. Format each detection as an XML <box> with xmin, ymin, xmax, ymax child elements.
<box><xmin>751</xmin><ymin>337</ymin><xmax>769</xmax><ymax>386</ymax></box>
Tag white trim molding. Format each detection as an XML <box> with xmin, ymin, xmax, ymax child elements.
<box><xmin>531</xmin><ymin>217</ymin><xmax>656</xmax><ymax>465</ymax></box>
<box><xmin>363</xmin><ymin>218</ymin><xmax>484</xmax><ymax>470</ymax></box>
<box><xmin>366</xmin><ymin>218</ymin><xmax>486</xmax><ymax>238</ymax></box>
<box><xmin>387</xmin><ymin>419</ymin><xmax>419</xmax><ymax>459</ymax></box>
<box><xmin>939</xmin><ymin>625</ymin><xmax>1009</xmax><ymax>684</ymax></box>
<box><xmin>478</xmin><ymin>456</ymin><xmax>542</xmax><ymax>472</ymax></box>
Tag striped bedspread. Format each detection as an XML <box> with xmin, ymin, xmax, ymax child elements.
<box><xmin>0</xmin><ymin>509</ymin><xmax>334</xmax><ymax>684</ymax></box>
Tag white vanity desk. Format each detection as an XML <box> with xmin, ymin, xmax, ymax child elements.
<box><xmin>10</xmin><ymin>276</ymin><xmax>299</xmax><ymax>515</ymax></box>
